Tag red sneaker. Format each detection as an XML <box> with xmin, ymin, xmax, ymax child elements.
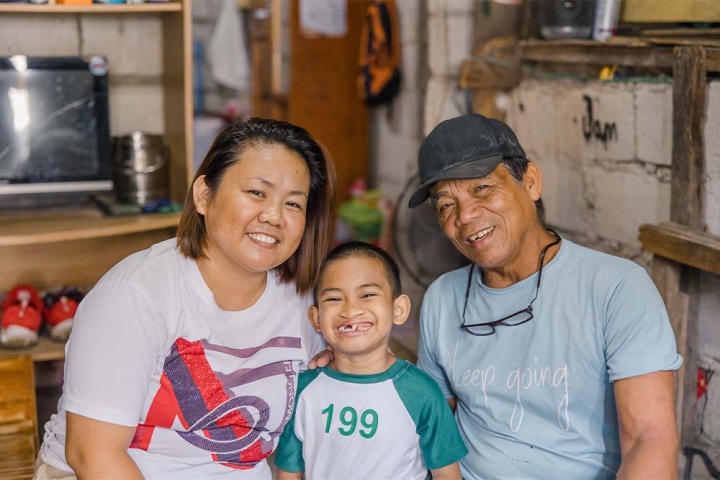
<box><xmin>1</xmin><ymin>284</ymin><xmax>43</xmax><ymax>349</ymax></box>
<box><xmin>43</xmin><ymin>287</ymin><xmax>84</xmax><ymax>342</ymax></box>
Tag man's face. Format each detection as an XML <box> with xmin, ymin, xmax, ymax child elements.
<box><xmin>429</xmin><ymin>163</ymin><xmax>542</xmax><ymax>276</ymax></box>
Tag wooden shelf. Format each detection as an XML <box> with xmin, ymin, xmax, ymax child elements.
<box><xmin>0</xmin><ymin>336</ymin><xmax>65</xmax><ymax>363</ymax></box>
<box><xmin>0</xmin><ymin>210</ymin><xmax>181</xmax><ymax>247</ymax></box>
<box><xmin>640</xmin><ymin>222</ymin><xmax>720</xmax><ymax>276</ymax></box>
<box><xmin>0</xmin><ymin>2</ymin><xmax>182</xmax><ymax>13</ymax></box>
<box><xmin>517</xmin><ymin>38</ymin><xmax>720</xmax><ymax>72</ymax></box>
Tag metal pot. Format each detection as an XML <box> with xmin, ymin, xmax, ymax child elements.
<box><xmin>112</xmin><ymin>132</ymin><xmax>169</xmax><ymax>206</ymax></box>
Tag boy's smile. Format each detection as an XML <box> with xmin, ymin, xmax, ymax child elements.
<box><xmin>309</xmin><ymin>255</ymin><xmax>411</xmax><ymax>374</ymax></box>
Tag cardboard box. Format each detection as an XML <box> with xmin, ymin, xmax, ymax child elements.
<box><xmin>621</xmin><ymin>0</ymin><xmax>720</xmax><ymax>23</ymax></box>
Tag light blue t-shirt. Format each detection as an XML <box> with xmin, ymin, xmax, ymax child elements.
<box><xmin>418</xmin><ymin>238</ymin><xmax>682</xmax><ymax>480</ymax></box>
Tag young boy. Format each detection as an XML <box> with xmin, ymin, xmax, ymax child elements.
<box><xmin>275</xmin><ymin>241</ymin><xmax>467</xmax><ymax>480</ymax></box>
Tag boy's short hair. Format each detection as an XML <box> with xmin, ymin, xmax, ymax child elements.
<box><xmin>314</xmin><ymin>241</ymin><xmax>401</xmax><ymax>305</ymax></box>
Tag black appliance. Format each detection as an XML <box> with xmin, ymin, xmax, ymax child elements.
<box><xmin>0</xmin><ymin>55</ymin><xmax>111</xmax><ymax>208</ymax></box>
<box><xmin>539</xmin><ymin>0</ymin><xmax>597</xmax><ymax>40</ymax></box>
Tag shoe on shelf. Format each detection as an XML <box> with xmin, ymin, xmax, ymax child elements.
<box><xmin>1</xmin><ymin>284</ymin><xmax>43</xmax><ymax>349</ymax></box>
<box><xmin>43</xmin><ymin>287</ymin><xmax>84</xmax><ymax>342</ymax></box>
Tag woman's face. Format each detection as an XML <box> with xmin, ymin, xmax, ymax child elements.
<box><xmin>195</xmin><ymin>144</ymin><xmax>311</xmax><ymax>279</ymax></box>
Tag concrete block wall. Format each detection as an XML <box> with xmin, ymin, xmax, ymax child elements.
<box><xmin>0</xmin><ymin>14</ymin><xmax>165</xmax><ymax>136</ymax></box>
<box><xmin>505</xmin><ymin>79</ymin><xmax>674</xmax><ymax>265</ymax></box>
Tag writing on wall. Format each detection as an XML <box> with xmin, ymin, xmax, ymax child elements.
<box><xmin>582</xmin><ymin>95</ymin><xmax>618</xmax><ymax>149</ymax></box>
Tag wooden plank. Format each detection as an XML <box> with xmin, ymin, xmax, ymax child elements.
<box><xmin>639</xmin><ymin>223</ymin><xmax>720</xmax><ymax>275</ymax></box>
<box><xmin>460</xmin><ymin>58</ymin><xmax>519</xmax><ymax>90</ymax></box>
<box><xmin>162</xmin><ymin>0</ymin><xmax>194</xmax><ymax>204</ymax></box>
<box><xmin>641</xmin><ymin>28</ymin><xmax>720</xmax><ymax>37</ymax></box>
<box><xmin>671</xmin><ymin>46</ymin><xmax>706</xmax><ymax>229</ymax></box>
<box><xmin>0</xmin><ymin>229</ymin><xmax>175</xmax><ymax>291</ymax></box>
<box><xmin>621</xmin><ymin>0</ymin><xmax>720</xmax><ymax>23</ymax></box>
<box><xmin>0</xmin><ymin>434</ymin><xmax>36</xmax><ymax>480</ymax></box>
<box><xmin>0</xmin><ymin>211</ymin><xmax>180</xmax><ymax>247</ymax></box>
<box><xmin>461</xmin><ymin>36</ymin><xmax>520</xmax><ymax>91</ymax></box>
<box><xmin>703</xmin><ymin>48</ymin><xmax>720</xmax><ymax>72</ymax></box>
<box><xmin>0</xmin><ymin>356</ymin><xmax>37</xmax><ymax>471</ymax></box>
<box><xmin>657</xmin><ymin>44</ymin><xmax>710</xmax><ymax>449</ymax></box>
<box><xmin>644</xmin><ymin>37</ymin><xmax>720</xmax><ymax>48</ymax></box>
<box><xmin>518</xmin><ymin>40</ymin><xmax>675</xmax><ymax>69</ymax></box>
<box><xmin>0</xmin><ymin>337</ymin><xmax>66</xmax><ymax>363</ymax></box>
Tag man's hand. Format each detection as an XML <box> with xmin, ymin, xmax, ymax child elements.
<box><xmin>308</xmin><ymin>345</ymin><xmax>333</xmax><ymax>369</ymax></box>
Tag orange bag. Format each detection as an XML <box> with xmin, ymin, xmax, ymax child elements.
<box><xmin>358</xmin><ymin>0</ymin><xmax>401</xmax><ymax>106</ymax></box>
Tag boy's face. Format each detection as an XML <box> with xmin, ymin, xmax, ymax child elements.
<box><xmin>309</xmin><ymin>256</ymin><xmax>410</xmax><ymax>358</ymax></box>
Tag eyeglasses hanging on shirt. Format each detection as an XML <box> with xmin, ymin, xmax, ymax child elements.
<box><xmin>460</xmin><ymin>229</ymin><xmax>561</xmax><ymax>337</ymax></box>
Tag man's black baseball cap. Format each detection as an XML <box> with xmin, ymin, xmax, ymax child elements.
<box><xmin>408</xmin><ymin>114</ymin><xmax>526</xmax><ymax>208</ymax></box>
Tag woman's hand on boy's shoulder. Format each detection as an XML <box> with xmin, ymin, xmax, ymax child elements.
<box><xmin>308</xmin><ymin>345</ymin><xmax>334</xmax><ymax>369</ymax></box>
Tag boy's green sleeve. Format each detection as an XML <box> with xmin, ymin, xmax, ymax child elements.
<box><xmin>274</xmin><ymin>369</ymin><xmax>319</xmax><ymax>472</ymax></box>
<box><xmin>394</xmin><ymin>364</ymin><xmax>468</xmax><ymax>470</ymax></box>
<box><xmin>274</xmin><ymin>411</ymin><xmax>304</xmax><ymax>473</ymax></box>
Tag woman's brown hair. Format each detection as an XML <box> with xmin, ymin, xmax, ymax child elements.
<box><xmin>176</xmin><ymin>118</ymin><xmax>336</xmax><ymax>295</ymax></box>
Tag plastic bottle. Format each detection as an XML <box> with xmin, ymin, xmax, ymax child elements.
<box><xmin>593</xmin><ymin>0</ymin><xmax>622</xmax><ymax>42</ymax></box>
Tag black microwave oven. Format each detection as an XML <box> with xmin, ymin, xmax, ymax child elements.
<box><xmin>0</xmin><ymin>55</ymin><xmax>111</xmax><ymax>208</ymax></box>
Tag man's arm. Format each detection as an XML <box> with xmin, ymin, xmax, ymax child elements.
<box><xmin>446</xmin><ymin>397</ymin><xmax>457</xmax><ymax>412</ymax></box>
<box><xmin>66</xmin><ymin>412</ymin><xmax>143</xmax><ymax>480</ymax></box>
<box><xmin>614</xmin><ymin>370</ymin><xmax>679</xmax><ymax>479</ymax></box>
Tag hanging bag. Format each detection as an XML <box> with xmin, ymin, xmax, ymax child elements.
<box><xmin>358</xmin><ymin>0</ymin><xmax>401</xmax><ymax>106</ymax></box>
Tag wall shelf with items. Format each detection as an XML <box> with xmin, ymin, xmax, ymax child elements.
<box><xmin>0</xmin><ymin>0</ymin><xmax>193</xmax><ymax>315</ymax></box>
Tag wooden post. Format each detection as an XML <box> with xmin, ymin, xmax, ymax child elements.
<box><xmin>671</xmin><ymin>46</ymin><xmax>706</xmax><ymax>230</ymax></box>
<box><xmin>669</xmin><ymin>45</ymin><xmax>707</xmax><ymax>444</ymax></box>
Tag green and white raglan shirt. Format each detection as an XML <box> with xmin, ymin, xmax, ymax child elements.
<box><xmin>275</xmin><ymin>359</ymin><xmax>467</xmax><ymax>480</ymax></box>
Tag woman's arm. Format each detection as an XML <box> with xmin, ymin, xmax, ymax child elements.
<box><xmin>431</xmin><ymin>462</ymin><xmax>462</xmax><ymax>480</ymax></box>
<box><xmin>66</xmin><ymin>412</ymin><xmax>144</xmax><ymax>480</ymax></box>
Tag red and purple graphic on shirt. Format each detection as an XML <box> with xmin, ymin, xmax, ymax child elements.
<box><xmin>130</xmin><ymin>336</ymin><xmax>299</xmax><ymax>469</ymax></box>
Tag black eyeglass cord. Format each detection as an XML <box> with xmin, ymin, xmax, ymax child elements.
<box><xmin>461</xmin><ymin>229</ymin><xmax>562</xmax><ymax>334</ymax></box>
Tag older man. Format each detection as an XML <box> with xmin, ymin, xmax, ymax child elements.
<box><xmin>411</xmin><ymin>114</ymin><xmax>681</xmax><ymax>479</ymax></box>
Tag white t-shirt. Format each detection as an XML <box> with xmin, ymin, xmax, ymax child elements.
<box><xmin>40</xmin><ymin>239</ymin><xmax>324</xmax><ymax>479</ymax></box>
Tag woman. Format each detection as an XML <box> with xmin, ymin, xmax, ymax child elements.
<box><xmin>37</xmin><ymin>118</ymin><xmax>336</xmax><ymax>479</ymax></box>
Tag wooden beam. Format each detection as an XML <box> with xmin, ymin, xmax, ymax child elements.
<box><xmin>639</xmin><ymin>223</ymin><xmax>720</xmax><ymax>275</ymax></box>
<box><xmin>706</xmin><ymin>48</ymin><xmax>720</xmax><ymax>72</ymax></box>
<box><xmin>659</xmin><ymin>44</ymin><xmax>709</xmax><ymax>448</ymax></box>
<box><xmin>518</xmin><ymin>40</ymin><xmax>675</xmax><ymax>69</ymax></box>
<box><xmin>671</xmin><ymin>46</ymin><xmax>706</xmax><ymax>229</ymax></box>
<box><xmin>460</xmin><ymin>58</ymin><xmax>520</xmax><ymax>90</ymax></box>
